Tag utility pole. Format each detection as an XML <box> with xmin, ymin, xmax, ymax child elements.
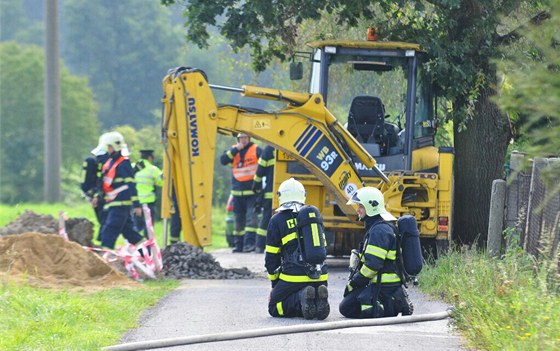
<box><xmin>44</xmin><ymin>0</ymin><xmax>61</xmax><ymax>202</ymax></box>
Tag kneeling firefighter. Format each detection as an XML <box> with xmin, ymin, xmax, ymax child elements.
<box><xmin>265</xmin><ymin>178</ymin><xmax>330</xmax><ymax>320</ymax></box>
<box><xmin>339</xmin><ymin>187</ymin><xmax>413</xmax><ymax>318</ymax></box>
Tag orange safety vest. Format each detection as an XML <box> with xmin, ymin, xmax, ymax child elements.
<box><xmin>232</xmin><ymin>144</ymin><xmax>258</xmax><ymax>182</ymax></box>
<box><xmin>102</xmin><ymin>156</ymin><xmax>126</xmax><ymax>195</ymax></box>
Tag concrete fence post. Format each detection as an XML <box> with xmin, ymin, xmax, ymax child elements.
<box><xmin>488</xmin><ymin>179</ymin><xmax>506</xmax><ymax>257</ymax></box>
<box><xmin>505</xmin><ymin>152</ymin><xmax>526</xmax><ymax>249</ymax></box>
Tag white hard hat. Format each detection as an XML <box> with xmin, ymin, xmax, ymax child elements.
<box><xmin>346</xmin><ymin>187</ymin><xmax>396</xmax><ymax>221</ymax></box>
<box><xmin>90</xmin><ymin>135</ymin><xmax>108</xmax><ymax>156</ymax></box>
<box><xmin>277</xmin><ymin>178</ymin><xmax>306</xmax><ymax>208</ymax></box>
<box><xmin>237</xmin><ymin>132</ymin><xmax>249</xmax><ymax>139</ymax></box>
<box><xmin>92</xmin><ymin>131</ymin><xmax>126</xmax><ymax>154</ymax></box>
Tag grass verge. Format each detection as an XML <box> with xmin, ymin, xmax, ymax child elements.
<box><xmin>419</xmin><ymin>245</ymin><xmax>560</xmax><ymax>350</ymax></box>
<box><xmin>0</xmin><ymin>202</ymin><xmax>228</xmax><ymax>350</ymax></box>
<box><xmin>0</xmin><ymin>279</ymin><xmax>179</xmax><ymax>350</ymax></box>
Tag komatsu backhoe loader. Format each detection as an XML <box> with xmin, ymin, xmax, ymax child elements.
<box><xmin>161</xmin><ymin>39</ymin><xmax>454</xmax><ymax>256</ymax></box>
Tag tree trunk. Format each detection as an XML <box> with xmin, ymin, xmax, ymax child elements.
<box><xmin>453</xmin><ymin>86</ymin><xmax>511</xmax><ymax>246</ymax></box>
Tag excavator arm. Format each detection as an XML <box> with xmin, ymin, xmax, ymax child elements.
<box><xmin>161</xmin><ymin>67</ymin><xmax>386</xmax><ymax>247</ymax></box>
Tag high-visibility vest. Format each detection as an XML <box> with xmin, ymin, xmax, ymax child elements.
<box><xmin>135</xmin><ymin>159</ymin><xmax>163</xmax><ymax>204</ymax></box>
<box><xmin>102</xmin><ymin>156</ymin><xmax>126</xmax><ymax>199</ymax></box>
<box><xmin>232</xmin><ymin>143</ymin><xmax>258</xmax><ymax>182</ymax></box>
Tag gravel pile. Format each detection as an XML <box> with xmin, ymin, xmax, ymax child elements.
<box><xmin>162</xmin><ymin>242</ymin><xmax>253</xmax><ymax>279</ymax></box>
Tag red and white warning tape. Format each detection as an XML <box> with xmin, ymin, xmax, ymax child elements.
<box><xmin>84</xmin><ymin>240</ymin><xmax>162</xmax><ymax>281</ymax></box>
<box><xmin>58</xmin><ymin>211</ymin><xmax>69</xmax><ymax>241</ymax></box>
<box><xmin>59</xmin><ymin>207</ymin><xmax>163</xmax><ymax>282</ymax></box>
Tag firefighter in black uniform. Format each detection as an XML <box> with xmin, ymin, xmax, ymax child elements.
<box><xmin>83</xmin><ymin>137</ymin><xmax>110</xmax><ymax>241</ymax></box>
<box><xmin>339</xmin><ymin>186</ymin><xmax>413</xmax><ymax>318</ymax></box>
<box><xmin>94</xmin><ymin>131</ymin><xmax>145</xmax><ymax>250</ymax></box>
<box><xmin>252</xmin><ymin>145</ymin><xmax>275</xmax><ymax>253</ymax></box>
<box><xmin>265</xmin><ymin>178</ymin><xmax>330</xmax><ymax>320</ymax></box>
<box><xmin>220</xmin><ymin>133</ymin><xmax>262</xmax><ymax>253</ymax></box>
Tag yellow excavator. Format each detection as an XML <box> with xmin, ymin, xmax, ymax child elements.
<box><xmin>160</xmin><ymin>39</ymin><xmax>454</xmax><ymax>256</ymax></box>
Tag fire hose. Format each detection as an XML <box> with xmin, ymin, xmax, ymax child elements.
<box><xmin>104</xmin><ymin>308</ymin><xmax>454</xmax><ymax>351</ymax></box>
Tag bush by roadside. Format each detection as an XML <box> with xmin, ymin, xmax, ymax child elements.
<box><xmin>419</xmin><ymin>246</ymin><xmax>560</xmax><ymax>350</ymax></box>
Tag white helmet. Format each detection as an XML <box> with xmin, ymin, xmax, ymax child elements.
<box><xmin>237</xmin><ymin>132</ymin><xmax>249</xmax><ymax>139</ymax></box>
<box><xmin>277</xmin><ymin>178</ymin><xmax>306</xmax><ymax>206</ymax></box>
<box><xmin>90</xmin><ymin>135</ymin><xmax>108</xmax><ymax>156</ymax></box>
<box><xmin>346</xmin><ymin>187</ymin><xmax>396</xmax><ymax>221</ymax></box>
<box><xmin>92</xmin><ymin>131</ymin><xmax>126</xmax><ymax>154</ymax></box>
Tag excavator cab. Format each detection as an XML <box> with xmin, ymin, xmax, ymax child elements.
<box><xmin>278</xmin><ymin>40</ymin><xmax>453</xmax><ymax>255</ymax></box>
<box><xmin>304</xmin><ymin>40</ymin><xmax>438</xmax><ymax>173</ymax></box>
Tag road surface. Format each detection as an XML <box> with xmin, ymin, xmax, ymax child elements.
<box><xmin>117</xmin><ymin>249</ymin><xmax>468</xmax><ymax>351</ymax></box>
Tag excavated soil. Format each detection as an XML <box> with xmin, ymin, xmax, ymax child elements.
<box><xmin>0</xmin><ymin>232</ymin><xmax>137</xmax><ymax>290</ymax></box>
<box><xmin>0</xmin><ymin>210</ymin><xmax>94</xmax><ymax>246</ymax></box>
<box><xmin>0</xmin><ymin>210</ymin><xmax>254</xmax><ymax>290</ymax></box>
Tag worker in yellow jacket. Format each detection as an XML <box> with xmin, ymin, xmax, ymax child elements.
<box><xmin>133</xmin><ymin>149</ymin><xmax>163</xmax><ymax>238</ymax></box>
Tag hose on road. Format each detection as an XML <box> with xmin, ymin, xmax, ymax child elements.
<box><xmin>104</xmin><ymin>308</ymin><xmax>453</xmax><ymax>351</ymax></box>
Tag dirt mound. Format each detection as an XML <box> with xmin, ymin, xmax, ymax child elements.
<box><xmin>0</xmin><ymin>232</ymin><xmax>138</xmax><ymax>290</ymax></box>
<box><xmin>0</xmin><ymin>210</ymin><xmax>94</xmax><ymax>246</ymax></box>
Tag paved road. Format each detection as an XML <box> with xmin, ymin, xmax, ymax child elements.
<box><xmin>117</xmin><ymin>249</ymin><xmax>468</xmax><ymax>351</ymax></box>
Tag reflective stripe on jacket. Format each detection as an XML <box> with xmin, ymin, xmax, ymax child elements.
<box><xmin>134</xmin><ymin>159</ymin><xmax>163</xmax><ymax>204</ymax></box>
<box><xmin>253</xmin><ymin>145</ymin><xmax>275</xmax><ymax>199</ymax></box>
<box><xmin>352</xmin><ymin>216</ymin><xmax>401</xmax><ymax>287</ymax></box>
<box><xmin>102</xmin><ymin>156</ymin><xmax>126</xmax><ymax>195</ymax></box>
<box><xmin>101</xmin><ymin>153</ymin><xmax>139</xmax><ymax>208</ymax></box>
<box><xmin>232</xmin><ymin>143</ymin><xmax>259</xmax><ymax>182</ymax></box>
<box><xmin>220</xmin><ymin>142</ymin><xmax>262</xmax><ymax>192</ymax></box>
<box><xmin>265</xmin><ymin>209</ymin><xmax>328</xmax><ymax>286</ymax></box>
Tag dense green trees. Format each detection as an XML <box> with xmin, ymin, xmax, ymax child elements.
<box><xmin>164</xmin><ymin>0</ymin><xmax>551</xmax><ymax>245</ymax></box>
<box><xmin>495</xmin><ymin>1</ymin><xmax>559</xmax><ymax>163</ymax></box>
<box><xmin>0</xmin><ymin>42</ymin><xmax>99</xmax><ymax>203</ymax></box>
<box><xmin>0</xmin><ymin>1</ymin><xmax>271</xmax><ymax>205</ymax></box>
<box><xmin>62</xmin><ymin>0</ymin><xmax>183</xmax><ymax>129</ymax></box>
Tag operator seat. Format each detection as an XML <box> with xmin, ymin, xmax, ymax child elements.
<box><xmin>347</xmin><ymin>96</ymin><xmax>387</xmax><ymax>150</ymax></box>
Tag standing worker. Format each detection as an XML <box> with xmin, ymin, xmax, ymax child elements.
<box><xmin>220</xmin><ymin>132</ymin><xmax>262</xmax><ymax>253</ymax></box>
<box><xmin>82</xmin><ymin>136</ymin><xmax>109</xmax><ymax>241</ymax></box>
<box><xmin>93</xmin><ymin>131</ymin><xmax>145</xmax><ymax>250</ymax></box>
<box><xmin>265</xmin><ymin>178</ymin><xmax>329</xmax><ymax>320</ymax></box>
<box><xmin>169</xmin><ymin>185</ymin><xmax>182</xmax><ymax>245</ymax></box>
<box><xmin>252</xmin><ymin>145</ymin><xmax>275</xmax><ymax>253</ymax></box>
<box><xmin>133</xmin><ymin>149</ymin><xmax>163</xmax><ymax>238</ymax></box>
<box><xmin>339</xmin><ymin>187</ymin><xmax>413</xmax><ymax>318</ymax></box>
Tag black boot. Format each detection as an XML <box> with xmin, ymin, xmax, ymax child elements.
<box><xmin>299</xmin><ymin>286</ymin><xmax>316</xmax><ymax>320</ymax></box>
<box><xmin>232</xmin><ymin>236</ymin><xmax>244</xmax><ymax>253</ymax></box>
<box><xmin>315</xmin><ymin>285</ymin><xmax>330</xmax><ymax>320</ymax></box>
<box><xmin>243</xmin><ymin>232</ymin><xmax>256</xmax><ymax>252</ymax></box>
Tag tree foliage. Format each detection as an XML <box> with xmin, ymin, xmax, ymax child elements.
<box><xmin>62</xmin><ymin>0</ymin><xmax>183</xmax><ymax>129</ymax></box>
<box><xmin>0</xmin><ymin>42</ymin><xmax>99</xmax><ymax>203</ymax></box>
<box><xmin>495</xmin><ymin>0</ymin><xmax>559</xmax><ymax>160</ymax></box>
<box><xmin>164</xmin><ymin>0</ymin><xmax>550</xmax><ymax>245</ymax></box>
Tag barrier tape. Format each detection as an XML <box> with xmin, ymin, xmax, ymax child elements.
<box><xmin>58</xmin><ymin>211</ymin><xmax>69</xmax><ymax>241</ymax></box>
<box><xmin>141</xmin><ymin>204</ymin><xmax>163</xmax><ymax>272</ymax></box>
<box><xmin>57</xmin><ymin>204</ymin><xmax>163</xmax><ymax>281</ymax></box>
<box><xmin>83</xmin><ymin>238</ymin><xmax>162</xmax><ymax>281</ymax></box>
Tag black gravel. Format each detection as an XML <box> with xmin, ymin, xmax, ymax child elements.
<box><xmin>162</xmin><ymin>242</ymin><xmax>254</xmax><ymax>279</ymax></box>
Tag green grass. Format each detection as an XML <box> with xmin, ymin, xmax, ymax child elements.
<box><xmin>419</xmin><ymin>245</ymin><xmax>560</xmax><ymax>350</ymax></box>
<box><xmin>0</xmin><ymin>201</ymin><xmax>228</xmax><ymax>350</ymax></box>
<box><xmin>0</xmin><ymin>279</ymin><xmax>178</xmax><ymax>350</ymax></box>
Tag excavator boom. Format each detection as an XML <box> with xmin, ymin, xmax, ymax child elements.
<box><xmin>161</xmin><ymin>67</ymin><xmax>382</xmax><ymax>247</ymax></box>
